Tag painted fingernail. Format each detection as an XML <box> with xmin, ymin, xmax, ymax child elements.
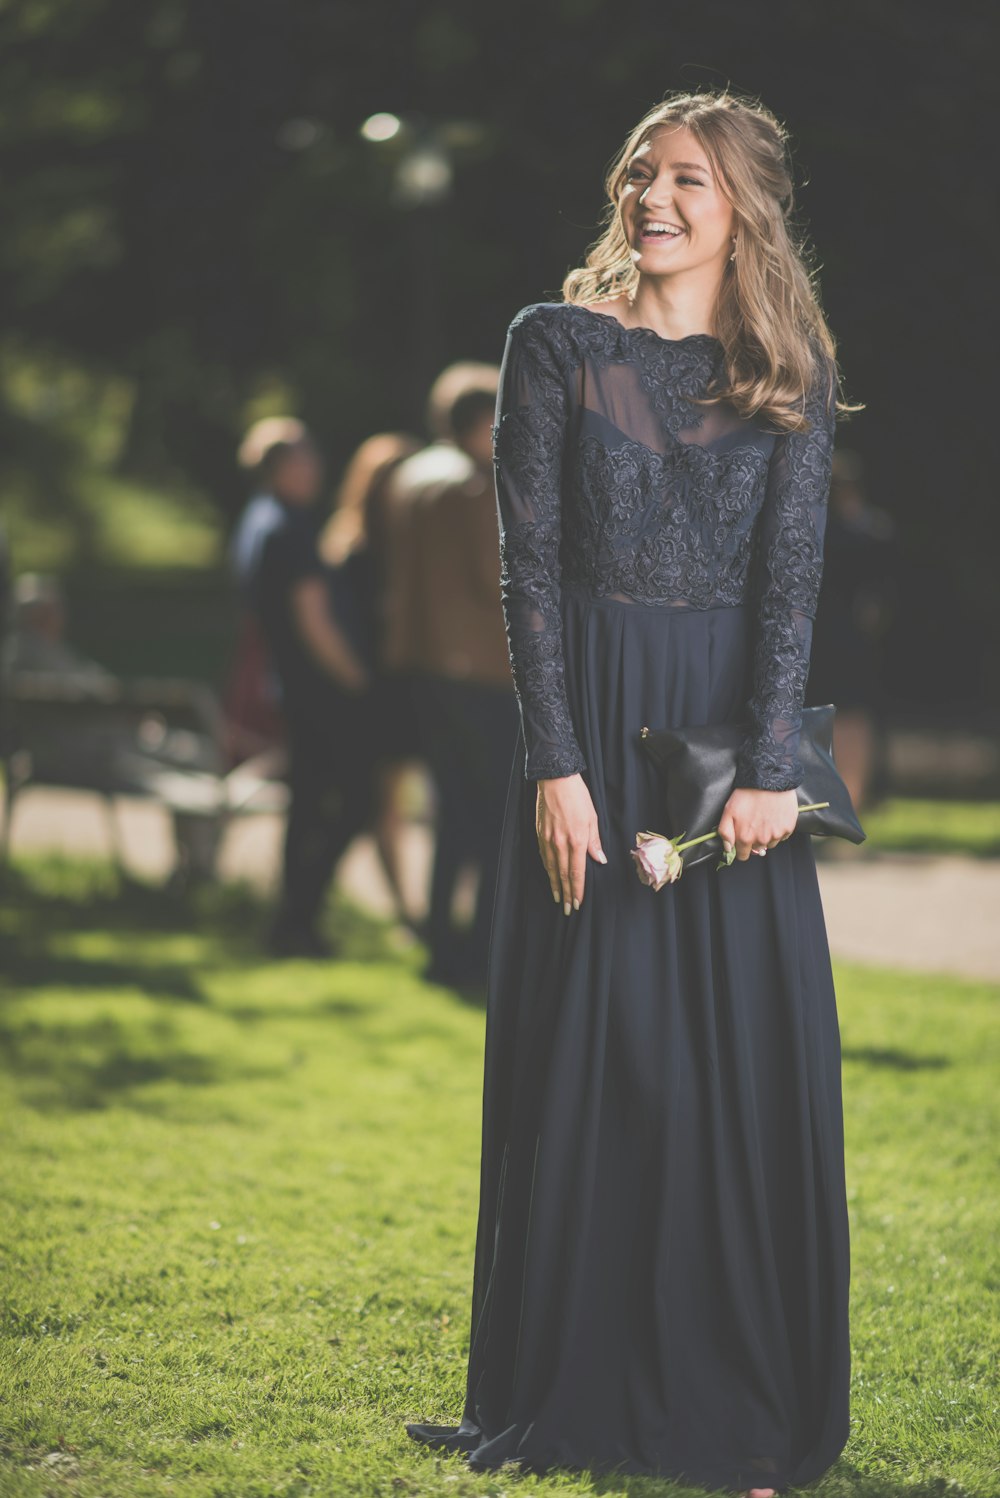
<box><xmin>573</xmin><ymin>898</ymin><xmax>580</xmax><ymax>911</ymax></box>
<box><xmin>563</xmin><ymin>901</ymin><xmax>571</xmax><ymax>916</ymax></box>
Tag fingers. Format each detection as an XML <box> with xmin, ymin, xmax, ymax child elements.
<box><xmin>719</xmin><ymin>809</ymin><xmax>754</xmax><ymax>861</ymax></box>
<box><xmin>568</xmin><ymin>837</ymin><xmax>588</xmax><ymax>911</ymax></box>
<box><xmin>543</xmin><ymin>852</ymin><xmax>561</xmax><ymax>905</ymax></box>
<box><xmin>720</xmin><ymin>809</ymin><xmax>794</xmax><ymax>862</ymax></box>
<box><xmin>538</xmin><ymin>818</ymin><xmax>569</xmax><ymax>909</ymax></box>
<box><xmin>537</xmin><ymin>803</ymin><xmax>606</xmax><ymax>914</ymax></box>
<box><xmin>740</xmin><ymin>826</ymin><xmax>794</xmax><ymax>857</ymax></box>
<box><xmin>589</xmin><ymin>831</ymin><xmax>608</xmax><ymax>867</ymax></box>
<box><xmin>543</xmin><ymin>833</ymin><xmax>583</xmax><ymax>914</ymax></box>
<box><xmin>551</xmin><ymin>827</ymin><xmax>600</xmax><ymax>913</ymax></box>
<box><xmin>552</xmin><ymin>835</ymin><xmax>571</xmax><ymax>913</ymax></box>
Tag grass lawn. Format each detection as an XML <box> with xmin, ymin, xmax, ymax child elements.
<box><xmin>857</xmin><ymin>799</ymin><xmax>1000</xmax><ymax>860</ymax></box>
<box><xmin>0</xmin><ymin>856</ymin><xmax>997</xmax><ymax>1498</ymax></box>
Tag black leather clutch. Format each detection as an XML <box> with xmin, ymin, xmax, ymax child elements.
<box><xmin>638</xmin><ymin>703</ymin><xmax>866</xmax><ymax>869</ymax></box>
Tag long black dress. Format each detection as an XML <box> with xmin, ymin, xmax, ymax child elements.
<box><xmin>405</xmin><ymin>301</ymin><xmax>851</xmax><ymax>1492</ymax></box>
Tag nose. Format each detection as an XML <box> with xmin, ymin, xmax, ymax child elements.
<box><xmin>638</xmin><ymin>181</ymin><xmax>673</xmax><ymax>213</ymax></box>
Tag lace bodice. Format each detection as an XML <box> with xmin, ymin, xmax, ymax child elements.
<box><xmin>491</xmin><ymin>300</ymin><xmax>838</xmax><ymax>788</ymax></box>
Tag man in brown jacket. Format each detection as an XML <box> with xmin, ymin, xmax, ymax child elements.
<box><xmin>382</xmin><ymin>361</ymin><xmax>518</xmax><ymax>995</ymax></box>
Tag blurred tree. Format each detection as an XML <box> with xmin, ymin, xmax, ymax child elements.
<box><xmin>0</xmin><ymin>0</ymin><xmax>994</xmax><ymax>707</ymax></box>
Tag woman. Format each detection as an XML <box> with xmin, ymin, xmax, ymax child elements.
<box><xmin>405</xmin><ymin>87</ymin><xmax>861</xmax><ymax>1495</ymax></box>
<box><xmin>319</xmin><ymin>431</ymin><xmax>424</xmax><ymax>931</ymax></box>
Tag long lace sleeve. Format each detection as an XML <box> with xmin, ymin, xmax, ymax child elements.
<box><xmin>733</xmin><ymin>341</ymin><xmax>838</xmax><ymax>791</ymax></box>
<box><xmin>492</xmin><ymin>306</ymin><xmax>588</xmax><ymax>782</ymax></box>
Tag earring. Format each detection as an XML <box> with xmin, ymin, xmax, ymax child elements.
<box><xmin>729</xmin><ymin>237</ymin><xmax>737</xmax><ymax>262</ymax></box>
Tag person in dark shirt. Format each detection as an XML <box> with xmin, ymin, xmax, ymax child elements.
<box><xmin>318</xmin><ymin>431</ymin><xmax>425</xmax><ymax>934</ymax></box>
<box><xmin>231</xmin><ymin>419</ymin><xmax>376</xmax><ymax>956</ymax></box>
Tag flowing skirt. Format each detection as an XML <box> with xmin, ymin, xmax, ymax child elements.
<box><xmin>406</xmin><ymin>586</ymin><xmax>851</xmax><ymax>1491</ymax></box>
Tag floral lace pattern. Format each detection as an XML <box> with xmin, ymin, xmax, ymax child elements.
<box><xmin>564</xmin><ymin>433</ymin><xmax>769</xmax><ymax>610</ymax></box>
<box><xmin>493</xmin><ymin>396</ymin><xmax>589</xmax><ymax>782</ymax></box>
<box><xmin>492</xmin><ymin>301</ymin><xmax>838</xmax><ymax>787</ymax></box>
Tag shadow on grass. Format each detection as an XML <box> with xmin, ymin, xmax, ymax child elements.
<box><xmin>0</xmin><ymin>1009</ymin><xmax>287</xmax><ymax>1112</ymax></box>
<box><xmin>3</xmin><ymin>950</ymin><xmax>208</xmax><ymax>1002</ymax></box>
<box><xmin>414</xmin><ymin>1449</ymin><xmax>975</xmax><ymax>1498</ymax></box>
<box><xmin>1</xmin><ymin>853</ymin><xmax>415</xmax><ymax>979</ymax></box>
<box><xmin>841</xmin><ymin>1045</ymin><xmax>951</xmax><ymax>1071</ymax></box>
<box><xmin>2</xmin><ymin>856</ymin><xmax>263</xmax><ymax>938</ymax></box>
<box><xmin>228</xmin><ymin>995</ymin><xmax>370</xmax><ymax>1025</ymax></box>
<box><xmin>0</xmin><ymin>854</ymin><xmax>425</xmax><ymax>1111</ymax></box>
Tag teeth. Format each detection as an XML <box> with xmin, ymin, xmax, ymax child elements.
<box><xmin>642</xmin><ymin>222</ymin><xmax>683</xmax><ymax>236</ymax></box>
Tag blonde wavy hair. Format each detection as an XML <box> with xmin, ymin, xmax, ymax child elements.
<box><xmin>561</xmin><ymin>87</ymin><xmax>863</xmax><ymax>432</ymax></box>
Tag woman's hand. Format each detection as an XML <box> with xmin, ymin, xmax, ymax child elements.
<box><xmin>291</xmin><ymin>576</ymin><xmax>371</xmax><ymax>694</ymax></box>
<box><xmin>536</xmin><ymin>774</ymin><xmax>607</xmax><ymax>914</ymax></box>
<box><xmin>717</xmin><ymin>786</ymin><xmax>798</xmax><ymax>861</ymax></box>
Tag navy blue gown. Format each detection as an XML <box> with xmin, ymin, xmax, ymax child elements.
<box><xmin>405</xmin><ymin>301</ymin><xmax>851</xmax><ymax>1491</ymax></box>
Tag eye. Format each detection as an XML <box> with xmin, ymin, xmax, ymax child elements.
<box><xmin>625</xmin><ymin>169</ymin><xmax>705</xmax><ymax>186</ymax></box>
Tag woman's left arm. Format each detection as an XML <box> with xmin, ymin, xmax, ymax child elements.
<box><xmin>721</xmin><ymin>345</ymin><xmax>838</xmax><ymax>860</ymax></box>
<box><xmin>732</xmin><ymin>340</ymin><xmax>839</xmax><ymax>792</ymax></box>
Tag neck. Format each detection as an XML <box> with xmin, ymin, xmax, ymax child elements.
<box><xmin>626</xmin><ymin>273</ymin><xmax>721</xmax><ymax>340</ymax></box>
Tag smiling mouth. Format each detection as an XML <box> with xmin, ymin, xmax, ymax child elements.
<box><xmin>637</xmin><ymin>221</ymin><xmax>686</xmax><ymax>242</ymax></box>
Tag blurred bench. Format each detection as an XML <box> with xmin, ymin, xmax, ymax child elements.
<box><xmin>0</xmin><ymin>671</ymin><xmax>288</xmax><ymax>880</ymax></box>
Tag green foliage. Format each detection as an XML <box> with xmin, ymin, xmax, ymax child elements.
<box><xmin>0</xmin><ymin>855</ymin><xmax>997</xmax><ymax>1495</ymax></box>
<box><xmin>3</xmin><ymin>470</ymin><xmax>222</xmax><ymax>574</ymax></box>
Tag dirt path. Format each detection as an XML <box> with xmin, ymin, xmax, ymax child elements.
<box><xmin>7</xmin><ymin>786</ymin><xmax>999</xmax><ymax>983</ymax></box>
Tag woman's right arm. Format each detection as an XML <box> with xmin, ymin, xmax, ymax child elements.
<box><xmin>291</xmin><ymin>576</ymin><xmax>370</xmax><ymax>692</ymax></box>
<box><xmin>493</xmin><ymin>305</ymin><xmax>605</xmax><ymax>909</ymax></box>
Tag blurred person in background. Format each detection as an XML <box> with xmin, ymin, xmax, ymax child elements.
<box><xmin>382</xmin><ymin>362</ymin><xmax>519</xmax><ymax>995</ymax></box>
<box><xmin>807</xmin><ymin>447</ymin><xmax>898</xmax><ymax>819</ymax></box>
<box><xmin>220</xmin><ymin>588</ymin><xmax>287</xmax><ymax>772</ymax></box>
<box><xmin>318</xmin><ymin>430</ymin><xmax>424</xmax><ymax>933</ymax></box>
<box><xmin>5</xmin><ymin>573</ymin><xmax>224</xmax><ymax>881</ymax></box>
<box><xmin>5</xmin><ymin>573</ymin><xmax>116</xmax><ymax>688</ymax></box>
<box><xmin>230</xmin><ymin>419</ymin><xmax>375</xmax><ymax>957</ymax></box>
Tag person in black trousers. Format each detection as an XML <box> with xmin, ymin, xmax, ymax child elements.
<box><xmin>382</xmin><ymin>367</ymin><xmax>520</xmax><ymax>994</ymax></box>
<box><xmin>231</xmin><ymin>419</ymin><xmax>375</xmax><ymax>957</ymax></box>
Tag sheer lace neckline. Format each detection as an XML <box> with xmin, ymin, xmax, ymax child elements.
<box><xmin>560</xmin><ymin>301</ymin><xmax>722</xmax><ymax>348</ymax></box>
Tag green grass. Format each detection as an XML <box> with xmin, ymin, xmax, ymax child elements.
<box><xmin>857</xmin><ymin>799</ymin><xmax>1000</xmax><ymax>859</ymax></box>
<box><xmin>0</xmin><ymin>856</ymin><xmax>997</xmax><ymax>1498</ymax></box>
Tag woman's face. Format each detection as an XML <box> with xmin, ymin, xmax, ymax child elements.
<box><xmin>618</xmin><ymin>124</ymin><xmax>735</xmax><ymax>277</ymax></box>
